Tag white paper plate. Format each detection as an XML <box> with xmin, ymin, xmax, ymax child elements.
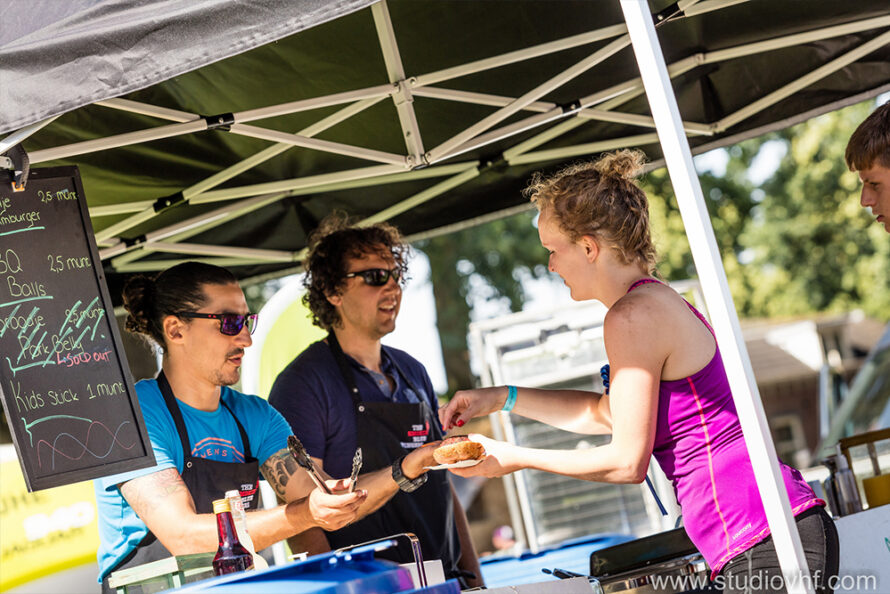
<box><xmin>424</xmin><ymin>458</ymin><xmax>483</xmax><ymax>470</ymax></box>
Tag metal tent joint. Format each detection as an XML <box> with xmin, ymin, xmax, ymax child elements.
<box><xmin>202</xmin><ymin>113</ymin><xmax>236</xmax><ymax>131</ymax></box>
<box><xmin>653</xmin><ymin>3</ymin><xmax>683</xmax><ymax>28</ymax></box>
<box><xmin>408</xmin><ymin>156</ymin><xmax>429</xmax><ymax>170</ymax></box>
<box><xmin>392</xmin><ymin>79</ymin><xmax>415</xmax><ymax>106</ymax></box>
<box><xmin>1</xmin><ymin>144</ymin><xmax>30</xmax><ymax>191</ymax></box>
<box><xmin>559</xmin><ymin>100</ymin><xmax>583</xmax><ymax>115</ymax></box>
<box><xmin>123</xmin><ymin>234</ymin><xmax>147</xmax><ymax>248</ymax></box>
<box><xmin>479</xmin><ymin>154</ymin><xmax>508</xmax><ymax>174</ymax></box>
<box><xmin>153</xmin><ymin>192</ymin><xmax>185</xmax><ymax>213</ymax></box>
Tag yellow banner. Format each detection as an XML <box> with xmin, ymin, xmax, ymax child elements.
<box><xmin>0</xmin><ymin>453</ymin><xmax>99</xmax><ymax>591</ymax></box>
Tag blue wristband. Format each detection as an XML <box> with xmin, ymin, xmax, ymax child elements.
<box><xmin>502</xmin><ymin>385</ymin><xmax>518</xmax><ymax>412</ymax></box>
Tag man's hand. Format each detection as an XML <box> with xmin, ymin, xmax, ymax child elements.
<box><xmin>302</xmin><ymin>479</ymin><xmax>367</xmax><ymax>531</ymax></box>
<box><xmin>401</xmin><ymin>441</ymin><xmax>440</xmax><ymax>478</ymax></box>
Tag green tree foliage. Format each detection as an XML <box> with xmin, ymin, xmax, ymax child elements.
<box><xmin>741</xmin><ymin>102</ymin><xmax>890</xmax><ymax>320</ymax></box>
<box><xmin>642</xmin><ymin>100</ymin><xmax>889</xmax><ymax>321</ymax></box>
<box><xmin>643</xmin><ymin>140</ymin><xmax>760</xmax><ymax>308</ymax></box>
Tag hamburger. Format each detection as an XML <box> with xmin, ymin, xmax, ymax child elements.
<box><xmin>433</xmin><ymin>435</ymin><xmax>485</xmax><ymax>465</ymax></box>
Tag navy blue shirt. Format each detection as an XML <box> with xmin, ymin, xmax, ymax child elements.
<box><xmin>268</xmin><ymin>339</ymin><xmax>441</xmax><ymax>479</ymax></box>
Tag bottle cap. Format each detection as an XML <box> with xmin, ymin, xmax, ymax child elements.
<box><xmin>212</xmin><ymin>498</ymin><xmax>231</xmax><ymax>514</ymax></box>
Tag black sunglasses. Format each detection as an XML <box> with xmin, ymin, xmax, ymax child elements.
<box><xmin>176</xmin><ymin>312</ymin><xmax>258</xmax><ymax>336</ymax></box>
<box><xmin>344</xmin><ymin>268</ymin><xmax>402</xmax><ymax>287</ymax></box>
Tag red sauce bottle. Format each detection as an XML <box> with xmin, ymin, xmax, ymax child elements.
<box><xmin>211</xmin><ymin>498</ymin><xmax>254</xmax><ymax>576</ymax></box>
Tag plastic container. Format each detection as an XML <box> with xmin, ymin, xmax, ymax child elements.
<box><xmin>167</xmin><ymin>542</ymin><xmax>460</xmax><ymax>594</ymax></box>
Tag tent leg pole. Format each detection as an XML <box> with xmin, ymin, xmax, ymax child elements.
<box><xmin>619</xmin><ymin>1</ymin><xmax>814</xmax><ymax>593</ymax></box>
<box><xmin>0</xmin><ymin>116</ymin><xmax>60</xmax><ymax>154</ymax></box>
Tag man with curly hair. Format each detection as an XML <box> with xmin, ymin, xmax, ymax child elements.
<box><xmin>269</xmin><ymin>214</ymin><xmax>482</xmax><ymax>588</ymax></box>
<box><xmin>846</xmin><ymin>100</ymin><xmax>890</xmax><ymax>233</ymax></box>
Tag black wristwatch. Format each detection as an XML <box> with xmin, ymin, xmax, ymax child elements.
<box><xmin>391</xmin><ymin>454</ymin><xmax>428</xmax><ymax>493</ymax></box>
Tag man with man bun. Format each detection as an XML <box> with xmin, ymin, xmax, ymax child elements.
<box><xmin>94</xmin><ymin>262</ymin><xmax>397</xmax><ymax>592</ymax></box>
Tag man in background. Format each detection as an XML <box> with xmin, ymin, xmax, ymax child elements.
<box><xmin>845</xmin><ymin>100</ymin><xmax>890</xmax><ymax>233</ymax></box>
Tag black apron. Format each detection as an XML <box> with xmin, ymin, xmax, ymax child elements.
<box><xmin>324</xmin><ymin>333</ymin><xmax>463</xmax><ymax>581</ymax></box>
<box><xmin>102</xmin><ymin>372</ymin><xmax>260</xmax><ymax>593</ymax></box>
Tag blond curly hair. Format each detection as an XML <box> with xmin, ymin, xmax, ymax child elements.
<box><xmin>525</xmin><ymin>149</ymin><xmax>657</xmax><ymax>274</ymax></box>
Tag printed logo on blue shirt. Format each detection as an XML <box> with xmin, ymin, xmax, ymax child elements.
<box><xmin>191</xmin><ymin>437</ymin><xmax>245</xmax><ymax>462</ymax></box>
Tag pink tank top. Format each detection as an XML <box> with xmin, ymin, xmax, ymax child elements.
<box><xmin>627</xmin><ymin>279</ymin><xmax>823</xmax><ymax>575</ymax></box>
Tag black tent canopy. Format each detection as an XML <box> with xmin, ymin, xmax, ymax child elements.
<box><xmin>2</xmin><ymin>0</ymin><xmax>888</xmax><ymax>294</ymax></box>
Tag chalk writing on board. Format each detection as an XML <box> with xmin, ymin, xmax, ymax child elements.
<box><xmin>36</xmin><ymin>418</ymin><xmax>137</xmax><ymax>469</ymax></box>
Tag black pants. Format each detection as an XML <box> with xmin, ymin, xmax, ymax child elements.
<box><xmin>719</xmin><ymin>506</ymin><xmax>839</xmax><ymax>594</ymax></box>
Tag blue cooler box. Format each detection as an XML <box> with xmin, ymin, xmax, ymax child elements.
<box><xmin>480</xmin><ymin>533</ymin><xmax>634</xmax><ymax>588</ymax></box>
<box><xmin>167</xmin><ymin>545</ymin><xmax>459</xmax><ymax>594</ymax></box>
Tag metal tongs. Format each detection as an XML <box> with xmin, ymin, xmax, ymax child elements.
<box><xmin>288</xmin><ymin>435</ymin><xmax>332</xmax><ymax>494</ymax></box>
<box><xmin>348</xmin><ymin>447</ymin><xmax>363</xmax><ymax>493</ymax></box>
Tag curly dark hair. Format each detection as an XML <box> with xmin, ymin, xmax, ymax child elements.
<box><xmin>122</xmin><ymin>262</ymin><xmax>238</xmax><ymax>350</ymax></box>
<box><xmin>303</xmin><ymin>212</ymin><xmax>410</xmax><ymax>330</ymax></box>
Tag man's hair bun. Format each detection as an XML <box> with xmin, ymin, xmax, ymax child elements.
<box><xmin>122</xmin><ymin>275</ymin><xmax>156</xmax><ymax>336</ymax></box>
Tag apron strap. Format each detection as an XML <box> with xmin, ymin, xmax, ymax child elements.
<box><xmin>327</xmin><ymin>332</ymin><xmax>425</xmax><ymax>406</ymax></box>
<box><xmin>158</xmin><ymin>371</ymin><xmax>192</xmax><ymax>457</ymax></box>
<box><xmin>327</xmin><ymin>332</ymin><xmax>364</xmax><ymax>407</ymax></box>
<box><xmin>157</xmin><ymin>371</ymin><xmax>253</xmax><ymax>460</ymax></box>
<box><xmin>220</xmin><ymin>398</ymin><xmax>252</xmax><ymax>459</ymax></box>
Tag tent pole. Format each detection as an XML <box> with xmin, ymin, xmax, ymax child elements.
<box><xmin>141</xmin><ymin>242</ymin><xmax>295</xmax><ymax>261</ymax></box>
<box><xmin>426</xmin><ymin>35</ymin><xmax>632</xmax><ymax>163</ymax></box>
<box><xmin>360</xmin><ymin>166</ymin><xmax>480</xmax><ymax>224</ymax></box>
<box><xmin>90</xmin><ymin>200</ymin><xmax>155</xmax><ymax>218</ymax></box>
<box><xmin>500</xmin><ymin>11</ymin><xmax>889</xmax><ymax>164</ymax></box>
<box><xmin>114</xmin><ymin>257</ymin><xmax>276</xmax><ymax>274</ymax></box>
<box><xmin>716</xmin><ymin>29</ymin><xmax>890</xmax><ymax>131</ymax></box>
<box><xmin>99</xmin><ymin>162</ymin><xmax>478</xmax><ymax>262</ymax></box>
<box><xmin>411</xmin><ymin>0</ymin><xmax>746</xmax><ymax>88</ymax></box>
<box><xmin>619</xmin><ymin>1</ymin><xmax>815</xmax><ymax>593</ymax></box>
<box><xmin>414</xmin><ymin>25</ymin><xmax>627</xmax><ymax>88</ymax></box>
<box><xmin>372</xmin><ymin>0</ymin><xmax>426</xmax><ymax>163</ymax></box>
<box><xmin>703</xmin><ymin>13</ymin><xmax>890</xmax><ymax>64</ymax></box>
<box><xmin>29</xmin><ymin>119</ymin><xmax>208</xmax><ymax>163</ymax></box>
<box><xmin>231</xmin><ymin>84</ymin><xmax>393</xmax><ymax>123</ymax></box>
<box><xmin>93</xmin><ymin>97</ymin><xmax>388</xmax><ymax>244</ymax></box>
<box><xmin>0</xmin><ymin>116</ymin><xmax>60</xmax><ymax>154</ymax></box>
<box><xmin>227</xmin><ymin>124</ymin><xmax>409</xmax><ymax>166</ymax></box>
<box><xmin>502</xmin><ymin>55</ymin><xmax>702</xmax><ymax>161</ymax></box>
<box><xmin>414</xmin><ymin>87</ymin><xmax>710</xmax><ymax>134</ymax></box>
<box><xmin>508</xmin><ymin>133</ymin><xmax>661</xmax><ymax>166</ymax></box>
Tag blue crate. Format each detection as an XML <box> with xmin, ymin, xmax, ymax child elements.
<box><xmin>479</xmin><ymin>533</ymin><xmax>635</xmax><ymax>588</ymax></box>
<box><xmin>168</xmin><ymin>543</ymin><xmax>459</xmax><ymax>594</ymax></box>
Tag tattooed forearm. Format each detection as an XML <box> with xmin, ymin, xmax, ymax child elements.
<box><xmin>261</xmin><ymin>450</ymin><xmax>298</xmax><ymax>499</ymax></box>
<box><xmin>121</xmin><ymin>468</ymin><xmax>190</xmax><ymax>518</ymax></box>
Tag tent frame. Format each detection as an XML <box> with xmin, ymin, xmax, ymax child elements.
<box><xmin>7</xmin><ymin>0</ymin><xmax>885</xmax><ymax>276</ymax></box>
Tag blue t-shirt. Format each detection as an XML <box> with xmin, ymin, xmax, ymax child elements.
<box><xmin>268</xmin><ymin>340</ymin><xmax>440</xmax><ymax>479</ymax></box>
<box><xmin>93</xmin><ymin>378</ymin><xmax>292</xmax><ymax>582</ymax></box>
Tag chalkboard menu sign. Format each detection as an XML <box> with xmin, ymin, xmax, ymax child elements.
<box><xmin>0</xmin><ymin>167</ymin><xmax>155</xmax><ymax>491</ymax></box>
